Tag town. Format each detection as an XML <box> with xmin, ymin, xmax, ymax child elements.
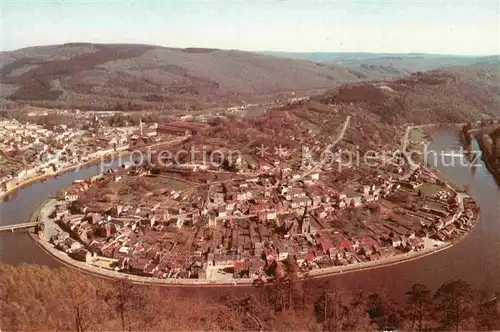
<box><xmin>0</xmin><ymin>112</ymin><xmax>187</xmax><ymax>197</ymax></box>
<box><xmin>36</xmin><ymin>119</ymin><xmax>480</xmax><ymax>284</ymax></box>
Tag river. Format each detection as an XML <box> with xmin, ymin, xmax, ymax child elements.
<box><xmin>0</xmin><ymin>156</ymin><xmax>134</xmax><ymax>266</ymax></box>
<box><xmin>1</xmin><ymin>128</ymin><xmax>499</xmax><ymax>295</ymax></box>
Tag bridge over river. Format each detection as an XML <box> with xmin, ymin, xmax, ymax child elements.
<box><xmin>0</xmin><ymin>222</ymin><xmax>38</xmax><ymax>232</ymax></box>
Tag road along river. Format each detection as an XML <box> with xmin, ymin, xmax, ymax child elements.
<box><xmin>0</xmin><ymin>128</ymin><xmax>498</xmax><ymax>295</ymax></box>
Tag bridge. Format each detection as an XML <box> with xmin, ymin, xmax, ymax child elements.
<box><xmin>0</xmin><ymin>222</ymin><xmax>38</xmax><ymax>232</ymax></box>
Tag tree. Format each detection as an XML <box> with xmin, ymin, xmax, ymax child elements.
<box><xmin>434</xmin><ymin>279</ymin><xmax>480</xmax><ymax>331</ymax></box>
<box><xmin>405</xmin><ymin>283</ymin><xmax>432</xmax><ymax>331</ymax></box>
<box><xmin>106</xmin><ymin>279</ymin><xmax>160</xmax><ymax>331</ymax></box>
<box><xmin>366</xmin><ymin>290</ymin><xmax>404</xmax><ymax>330</ymax></box>
<box><xmin>482</xmin><ymin>134</ymin><xmax>493</xmax><ymax>156</ymax></box>
<box><xmin>315</xmin><ymin>287</ymin><xmax>373</xmax><ymax>331</ymax></box>
<box><xmin>58</xmin><ymin>269</ymin><xmax>110</xmax><ymax>332</ymax></box>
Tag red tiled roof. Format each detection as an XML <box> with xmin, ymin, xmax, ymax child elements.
<box><xmin>361</xmin><ymin>236</ymin><xmax>378</xmax><ymax>247</ymax></box>
<box><xmin>321</xmin><ymin>240</ymin><xmax>332</xmax><ymax>250</ymax></box>
<box><xmin>340</xmin><ymin>239</ymin><xmax>352</xmax><ymax>249</ymax></box>
<box><xmin>306</xmin><ymin>251</ymin><xmax>315</xmax><ymax>262</ymax></box>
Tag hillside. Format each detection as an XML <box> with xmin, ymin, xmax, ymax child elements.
<box><xmin>259</xmin><ymin>64</ymin><xmax>500</xmax><ymax>153</ymax></box>
<box><xmin>0</xmin><ymin>265</ymin><xmax>499</xmax><ymax>331</ymax></box>
<box><xmin>262</xmin><ymin>51</ymin><xmax>500</xmax><ymax>78</ymax></box>
<box><xmin>322</xmin><ymin>64</ymin><xmax>500</xmax><ymax>123</ymax></box>
<box><xmin>0</xmin><ymin>43</ymin><xmax>365</xmax><ymax>111</ymax></box>
<box><xmin>1</xmin><ymin>44</ymin><xmax>498</xmax><ymax>118</ymax></box>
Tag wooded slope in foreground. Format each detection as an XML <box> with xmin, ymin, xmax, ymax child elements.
<box><xmin>1</xmin><ymin>264</ymin><xmax>499</xmax><ymax>331</ymax></box>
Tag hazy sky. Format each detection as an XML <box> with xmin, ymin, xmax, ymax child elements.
<box><xmin>1</xmin><ymin>1</ymin><xmax>499</xmax><ymax>54</ymax></box>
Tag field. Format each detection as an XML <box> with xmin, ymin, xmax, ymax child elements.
<box><xmin>76</xmin><ymin>174</ymin><xmax>193</xmax><ymax>212</ymax></box>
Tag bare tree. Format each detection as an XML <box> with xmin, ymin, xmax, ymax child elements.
<box><xmin>405</xmin><ymin>283</ymin><xmax>432</xmax><ymax>331</ymax></box>
<box><xmin>434</xmin><ymin>279</ymin><xmax>480</xmax><ymax>331</ymax></box>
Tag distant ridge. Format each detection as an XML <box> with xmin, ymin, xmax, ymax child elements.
<box><xmin>0</xmin><ymin>43</ymin><xmax>498</xmax><ymax>112</ymax></box>
<box><xmin>0</xmin><ymin>43</ymin><xmax>365</xmax><ymax>110</ymax></box>
<box><xmin>260</xmin><ymin>51</ymin><xmax>499</xmax><ymax>73</ymax></box>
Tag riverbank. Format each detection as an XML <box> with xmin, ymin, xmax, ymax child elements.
<box><xmin>0</xmin><ymin>151</ymin><xmax>128</xmax><ymax>202</ymax></box>
<box><xmin>30</xmin><ymin>219</ymin><xmax>463</xmax><ymax>287</ymax></box>
<box><xmin>475</xmin><ymin>137</ymin><xmax>500</xmax><ymax>185</ymax></box>
<box><xmin>303</xmin><ymin>238</ymin><xmax>456</xmax><ymax>280</ymax></box>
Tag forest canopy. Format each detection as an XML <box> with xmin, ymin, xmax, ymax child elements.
<box><xmin>0</xmin><ymin>264</ymin><xmax>499</xmax><ymax>331</ymax></box>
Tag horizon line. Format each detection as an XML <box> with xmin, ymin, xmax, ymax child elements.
<box><xmin>1</xmin><ymin>42</ymin><xmax>499</xmax><ymax>58</ymax></box>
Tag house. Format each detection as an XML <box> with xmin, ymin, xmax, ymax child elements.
<box><xmin>233</xmin><ymin>260</ymin><xmax>250</xmax><ymax>279</ymax></box>
<box><xmin>434</xmin><ymin>220</ymin><xmax>445</xmax><ymax>231</ymax></box>
<box><xmin>321</xmin><ymin>239</ymin><xmax>334</xmax><ymax>253</ymax></box>
<box><xmin>208</xmin><ymin>214</ymin><xmax>217</xmax><ymax>227</ymax></box>
<box><xmin>361</xmin><ymin>236</ymin><xmax>379</xmax><ymax>248</ymax></box>
<box><xmin>266</xmin><ymin>210</ymin><xmax>277</xmax><ymax>220</ymax></box>
<box><xmin>339</xmin><ymin>239</ymin><xmax>352</xmax><ymax>252</ymax></box>
<box><xmin>361</xmin><ymin>185</ymin><xmax>370</xmax><ymax>196</ymax></box>
<box><xmin>277</xmin><ymin>246</ymin><xmax>289</xmax><ymax>260</ymax></box>
<box><xmin>249</xmin><ymin>258</ymin><xmax>265</xmax><ymax>277</ymax></box>
<box><xmin>305</xmin><ymin>250</ymin><xmax>316</xmax><ymax>264</ymax></box>
<box><xmin>432</xmin><ymin>231</ymin><xmax>446</xmax><ymax>242</ymax></box>
<box><xmin>349</xmin><ymin>196</ymin><xmax>363</xmax><ymax>208</ymax></box>
<box><xmin>391</xmin><ymin>236</ymin><xmax>403</xmax><ymax>248</ymax></box>
<box><xmin>360</xmin><ymin>244</ymin><xmax>374</xmax><ymax>256</ymax></box>
<box><xmin>218</xmin><ymin>206</ymin><xmax>227</xmax><ymax>218</ymax></box>
<box><xmin>315</xmin><ymin>206</ymin><xmax>328</xmax><ymax>219</ymax></box>
<box><xmin>379</xmin><ymin>246</ymin><xmax>396</xmax><ymax>259</ymax></box>
<box><xmin>328</xmin><ymin>247</ymin><xmax>339</xmax><ymax>260</ymax></box>
<box><xmin>291</xmin><ymin>196</ymin><xmax>311</xmax><ymax>209</ymax></box>
<box><xmin>301</xmin><ymin>218</ymin><xmax>311</xmax><ymax>234</ymax></box>
<box><xmin>287</xmin><ymin>188</ymin><xmax>306</xmax><ymax>200</ymax></box>
<box><xmin>259</xmin><ymin>162</ymin><xmax>272</xmax><ymax>172</ymax></box>
<box><xmin>338</xmin><ymin>199</ymin><xmax>347</xmax><ymax>209</ymax></box>
<box><xmin>311</xmin><ymin>172</ymin><xmax>320</xmax><ymax>180</ymax></box>
<box><xmin>407</xmin><ymin>237</ymin><xmax>425</xmax><ymax>251</ymax></box>
<box><xmin>443</xmin><ymin>215</ymin><xmax>454</xmax><ymax>227</ymax></box>
<box><xmin>64</xmin><ymin>191</ymin><xmax>79</xmax><ymax>202</ymax></box>
<box><xmin>307</xmin><ymin>192</ymin><xmax>322</xmax><ymax>208</ymax></box>
<box><xmin>442</xmin><ymin>224</ymin><xmax>456</xmax><ymax>238</ymax></box>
